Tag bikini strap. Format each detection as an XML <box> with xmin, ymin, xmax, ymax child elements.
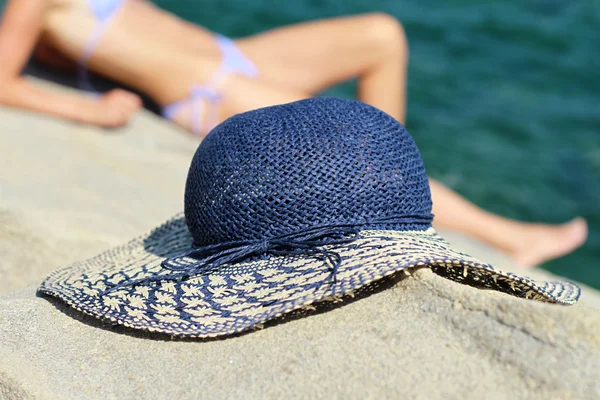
<box><xmin>190</xmin><ymin>86</ymin><xmax>222</xmax><ymax>136</ymax></box>
<box><xmin>162</xmin><ymin>34</ymin><xmax>259</xmax><ymax>136</ymax></box>
<box><xmin>77</xmin><ymin>21</ymin><xmax>107</xmax><ymax>93</ymax></box>
<box><xmin>77</xmin><ymin>0</ymin><xmax>126</xmax><ymax>93</ymax></box>
<box><xmin>162</xmin><ymin>66</ymin><xmax>227</xmax><ymax>136</ymax></box>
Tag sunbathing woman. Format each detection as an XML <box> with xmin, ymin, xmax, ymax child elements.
<box><xmin>0</xmin><ymin>0</ymin><xmax>588</xmax><ymax>267</ymax></box>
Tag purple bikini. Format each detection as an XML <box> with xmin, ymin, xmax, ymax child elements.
<box><xmin>79</xmin><ymin>0</ymin><xmax>259</xmax><ymax>135</ymax></box>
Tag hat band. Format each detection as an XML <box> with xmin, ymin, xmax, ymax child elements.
<box><xmin>102</xmin><ymin>214</ymin><xmax>434</xmax><ymax>295</ymax></box>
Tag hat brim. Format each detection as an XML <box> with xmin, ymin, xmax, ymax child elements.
<box><xmin>39</xmin><ymin>213</ymin><xmax>581</xmax><ymax>338</ymax></box>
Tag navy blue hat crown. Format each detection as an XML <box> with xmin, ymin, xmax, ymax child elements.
<box><xmin>184</xmin><ymin>97</ymin><xmax>433</xmax><ymax>247</ymax></box>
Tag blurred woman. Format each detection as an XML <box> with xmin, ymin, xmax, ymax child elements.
<box><xmin>0</xmin><ymin>0</ymin><xmax>587</xmax><ymax>267</ymax></box>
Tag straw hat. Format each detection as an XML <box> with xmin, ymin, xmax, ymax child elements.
<box><xmin>39</xmin><ymin>98</ymin><xmax>580</xmax><ymax>338</ymax></box>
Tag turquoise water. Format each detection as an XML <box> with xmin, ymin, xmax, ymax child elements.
<box><xmin>3</xmin><ymin>0</ymin><xmax>599</xmax><ymax>287</ymax></box>
<box><xmin>161</xmin><ymin>0</ymin><xmax>600</xmax><ymax>289</ymax></box>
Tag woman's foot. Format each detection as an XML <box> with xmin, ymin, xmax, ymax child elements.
<box><xmin>510</xmin><ymin>217</ymin><xmax>588</xmax><ymax>268</ymax></box>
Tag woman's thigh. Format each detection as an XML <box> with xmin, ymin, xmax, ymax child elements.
<box><xmin>235</xmin><ymin>13</ymin><xmax>405</xmax><ymax>94</ymax></box>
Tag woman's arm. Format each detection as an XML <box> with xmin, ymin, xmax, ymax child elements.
<box><xmin>0</xmin><ymin>0</ymin><xmax>141</xmax><ymax>127</ymax></box>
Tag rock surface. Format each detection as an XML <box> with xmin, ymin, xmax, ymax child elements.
<box><xmin>1</xmin><ymin>85</ymin><xmax>599</xmax><ymax>399</ymax></box>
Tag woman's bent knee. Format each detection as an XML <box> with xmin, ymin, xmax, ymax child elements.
<box><xmin>360</xmin><ymin>12</ymin><xmax>408</xmax><ymax>57</ymax></box>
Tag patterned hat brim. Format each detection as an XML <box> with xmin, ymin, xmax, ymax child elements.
<box><xmin>39</xmin><ymin>214</ymin><xmax>581</xmax><ymax>338</ymax></box>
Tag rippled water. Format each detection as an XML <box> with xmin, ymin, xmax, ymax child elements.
<box><xmin>5</xmin><ymin>0</ymin><xmax>600</xmax><ymax>288</ymax></box>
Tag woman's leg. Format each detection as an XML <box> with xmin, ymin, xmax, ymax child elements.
<box><xmin>236</xmin><ymin>12</ymin><xmax>407</xmax><ymax>122</ymax></box>
<box><xmin>151</xmin><ymin>12</ymin><xmax>406</xmax><ymax>132</ymax></box>
<box><xmin>429</xmin><ymin>179</ymin><xmax>588</xmax><ymax>267</ymax></box>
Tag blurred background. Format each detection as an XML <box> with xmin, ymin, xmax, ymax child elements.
<box><xmin>3</xmin><ymin>0</ymin><xmax>599</xmax><ymax>288</ymax></box>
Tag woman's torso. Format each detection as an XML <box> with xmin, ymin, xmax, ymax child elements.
<box><xmin>41</xmin><ymin>0</ymin><xmax>225</xmax><ymax>105</ymax></box>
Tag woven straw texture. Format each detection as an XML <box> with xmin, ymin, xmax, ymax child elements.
<box><xmin>185</xmin><ymin>96</ymin><xmax>432</xmax><ymax>246</ymax></box>
<box><xmin>39</xmin><ymin>98</ymin><xmax>580</xmax><ymax>338</ymax></box>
